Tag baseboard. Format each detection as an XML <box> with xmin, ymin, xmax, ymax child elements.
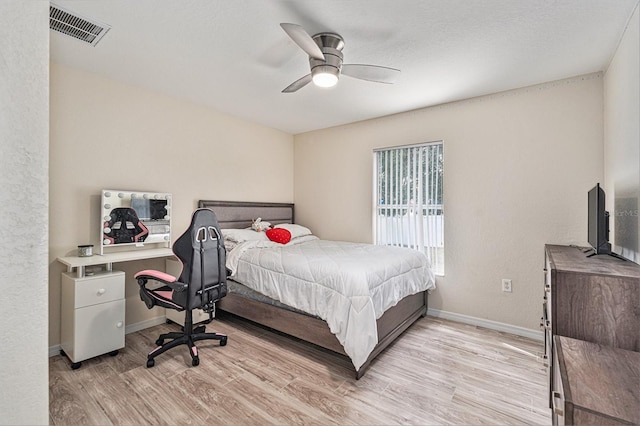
<box><xmin>49</xmin><ymin>316</ymin><xmax>167</xmax><ymax>358</ymax></box>
<box><xmin>49</xmin><ymin>344</ymin><xmax>62</xmax><ymax>358</ymax></box>
<box><xmin>125</xmin><ymin>316</ymin><xmax>166</xmax><ymax>335</ymax></box>
<box><xmin>426</xmin><ymin>308</ymin><xmax>543</xmax><ymax>341</ymax></box>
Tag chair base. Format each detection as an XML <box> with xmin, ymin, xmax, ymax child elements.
<box><xmin>146</xmin><ymin>324</ymin><xmax>227</xmax><ymax>367</ymax></box>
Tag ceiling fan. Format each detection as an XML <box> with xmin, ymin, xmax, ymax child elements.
<box><xmin>280</xmin><ymin>23</ymin><xmax>401</xmax><ymax>93</ymax></box>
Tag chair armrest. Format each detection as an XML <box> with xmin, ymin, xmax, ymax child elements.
<box><xmin>166</xmin><ymin>281</ymin><xmax>187</xmax><ymax>292</ymax></box>
<box><xmin>135</xmin><ymin>270</ymin><xmax>187</xmax><ymax>292</ymax></box>
<box><xmin>135</xmin><ymin>269</ymin><xmax>176</xmax><ymax>283</ymax></box>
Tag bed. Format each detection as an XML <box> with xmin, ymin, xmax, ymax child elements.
<box><xmin>199</xmin><ymin>200</ymin><xmax>436</xmax><ymax>379</ymax></box>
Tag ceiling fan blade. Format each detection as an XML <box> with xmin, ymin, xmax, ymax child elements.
<box><xmin>282</xmin><ymin>74</ymin><xmax>312</xmax><ymax>93</ymax></box>
<box><xmin>280</xmin><ymin>23</ymin><xmax>325</xmax><ymax>61</ymax></box>
<box><xmin>341</xmin><ymin>64</ymin><xmax>401</xmax><ymax>84</ymax></box>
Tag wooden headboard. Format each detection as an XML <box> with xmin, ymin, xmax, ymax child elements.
<box><xmin>198</xmin><ymin>200</ymin><xmax>294</xmax><ymax>229</ymax></box>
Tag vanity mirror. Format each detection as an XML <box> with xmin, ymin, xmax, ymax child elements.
<box><xmin>100</xmin><ymin>190</ymin><xmax>172</xmax><ymax>254</ymax></box>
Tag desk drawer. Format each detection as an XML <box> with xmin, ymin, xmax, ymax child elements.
<box><xmin>63</xmin><ymin>271</ymin><xmax>125</xmax><ymax>308</ymax></box>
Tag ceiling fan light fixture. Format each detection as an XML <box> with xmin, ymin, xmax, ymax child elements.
<box><xmin>312</xmin><ymin>66</ymin><xmax>339</xmax><ymax>88</ymax></box>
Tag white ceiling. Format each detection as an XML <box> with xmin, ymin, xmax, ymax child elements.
<box><xmin>50</xmin><ymin>0</ymin><xmax>639</xmax><ymax>134</ymax></box>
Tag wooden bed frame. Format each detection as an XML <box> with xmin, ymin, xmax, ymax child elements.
<box><xmin>199</xmin><ymin>200</ymin><xmax>428</xmax><ymax>379</ymax></box>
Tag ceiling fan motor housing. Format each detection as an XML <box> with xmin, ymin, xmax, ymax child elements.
<box><xmin>310</xmin><ymin>33</ymin><xmax>344</xmax><ymax>80</ymax></box>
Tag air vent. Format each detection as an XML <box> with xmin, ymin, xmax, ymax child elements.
<box><xmin>50</xmin><ymin>3</ymin><xmax>111</xmax><ymax>46</ymax></box>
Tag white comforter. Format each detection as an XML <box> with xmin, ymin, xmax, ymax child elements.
<box><xmin>226</xmin><ymin>236</ymin><xmax>436</xmax><ymax>371</ymax></box>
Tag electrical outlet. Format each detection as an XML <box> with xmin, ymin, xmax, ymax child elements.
<box><xmin>502</xmin><ymin>279</ymin><xmax>512</xmax><ymax>292</ymax></box>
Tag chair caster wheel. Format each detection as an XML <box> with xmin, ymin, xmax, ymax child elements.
<box><xmin>155</xmin><ymin>339</ymin><xmax>164</xmax><ymax>346</ymax></box>
<box><xmin>146</xmin><ymin>359</ymin><xmax>155</xmax><ymax>368</ymax></box>
<box><xmin>220</xmin><ymin>337</ymin><xmax>227</xmax><ymax>346</ymax></box>
<box><xmin>70</xmin><ymin>362</ymin><xmax>81</xmax><ymax>370</ymax></box>
<box><xmin>108</xmin><ymin>350</ymin><xmax>119</xmax><ymax>356</ymax></box>
<box><xmin>192</xmin><ymin>357</ymin><xmax>199</xmax><ymax>367</ymax></box>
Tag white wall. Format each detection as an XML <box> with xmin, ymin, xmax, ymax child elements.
<box><xmin>294</xmin><ymin>75</ymin><xmax>604</xmax><ymax>332</ymax></box>
<box><xmin>605</xmin><ymin>4</ymin><xmax>640</xmax><ymax>263</ymax></box>
<box><xmin>49</xmin><ymin>64</ymin><xmax>294</xmax><ymax>346</ymax></box>
<box><xmin>0</xmin><ymin>1</ymin><xmax>50</xmax><ymax>424</ymax></box>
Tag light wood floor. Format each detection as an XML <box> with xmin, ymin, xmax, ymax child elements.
<box><xmin>49</xmin><ymin>314</ymin><xmax>551</xmax><ymax>425</ymax></box>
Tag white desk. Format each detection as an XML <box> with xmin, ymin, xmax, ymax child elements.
<box><xmin>57</xmin><ymin>247</ymin><xmax>174</xmax><ymax>278</ymax></box>
<box><xmin>57</xmin><ymin>247</ymin><xmax>175</xmax><ymax>368</ymax></box>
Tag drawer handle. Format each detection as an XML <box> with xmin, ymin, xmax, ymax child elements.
<box><xmin>552</xmin><ymin>391</ymin><xmax>564</xmax><ymax>416</ymax></box>
<box><xmin>116</xmin><ymin>322</ymin><xmax>123</xmax><ymax>328</ymax></box>
<box><xmin>97</xmin><ymin>288</ymin><xmax>106</xmax><ymax>295</ymax></box>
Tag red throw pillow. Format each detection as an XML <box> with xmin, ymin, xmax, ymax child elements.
<box><xmin>266</xmin><ymin>228</ymin><xmax>291</xmax><ymax>244</ymax></box>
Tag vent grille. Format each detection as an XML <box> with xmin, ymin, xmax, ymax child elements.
<box><xmin>50</xmin><ymin>3</ymin><xmax>111</xmax><ymax>46</ymax></box>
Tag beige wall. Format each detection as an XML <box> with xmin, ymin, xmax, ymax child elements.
<box><xmin>0</xmin><ymin>1</ymin><xmax>50</xmax><ymax>423</ymax></box>
<box><xmin>49</xmin><ymin>64</ymin><xmax>294</xmax><ymax>346</ymax></box>
<box><xmin>604</xmin><ymin>4</ymin><xmax>640</xmax><ymax>263</ymax></box>
<box><xmin>294</xmin><ymin>75</ymin><xmax>604</xmax><ymax>331</ymax></box>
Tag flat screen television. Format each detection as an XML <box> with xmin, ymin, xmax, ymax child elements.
<box><xmin>587</xmin><ymin>183</ymin><xmax>625</xmax><ymax>260</ymax></box>
<box><xmin>588</xmin><ymin>183</ymin><xmax>610</xmax><ymax>255</ymax></box>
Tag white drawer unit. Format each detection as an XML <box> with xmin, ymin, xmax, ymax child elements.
<box><xmin>60</xmin><ymin>270</ymin><xmax>125</xmax><ymax>369</ymax></box>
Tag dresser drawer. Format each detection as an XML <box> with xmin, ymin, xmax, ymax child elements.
<box><xmin>63</xmin><ymin>271</ymin><xmax>125</xmax><ymax>308</ymax></box>
<box><xmin>553</xmin><ymin>336</ymin><xmax>640</xmax><ymax>425</ymax></box>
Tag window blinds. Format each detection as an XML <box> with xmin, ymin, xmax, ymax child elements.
<box><xmin>374</xmin><ymin>142</ymin><xmax>444</xmax><ymax>275</ymax></box>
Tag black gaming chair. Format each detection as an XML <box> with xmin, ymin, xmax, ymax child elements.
<box><xmin>103</xmin><ymin>207</ymin><xmax>149</xmax><ymax>245</ymax></box>
<box><xmin>135</xmin><ymin>208</ymin><xmax>228</xmax><ymax>367</ymax></box>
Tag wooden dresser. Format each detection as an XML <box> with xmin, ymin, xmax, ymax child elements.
<box><xmin>543</xmin><ymin>244</ymin><xmax>640</xmax><ymax>424</ymax></box>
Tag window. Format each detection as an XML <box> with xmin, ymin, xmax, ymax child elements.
<box><xmin>374</xmin><ymin>142</ymin><xmax>444</xmax><ymax>275</ymax></box>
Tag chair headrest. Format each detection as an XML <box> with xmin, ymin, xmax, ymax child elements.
<box><xmin>173</xmin><ymin>208</ymin><xmax>222</xmax><ymax>257</ymax></box>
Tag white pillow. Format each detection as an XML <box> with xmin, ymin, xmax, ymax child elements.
<box><xmin>274</xmin><ymin>223</ymin><xmax>313</xmax><ymax>239</ymax></box>
<box><xmin>221</xmin><ymin>228</ymin><xmax>268</xmax><ymax>243</ymax></box>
